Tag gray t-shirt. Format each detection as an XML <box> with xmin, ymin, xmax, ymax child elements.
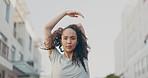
<box><xmin>49</xmin><ymin>49</ymin><xmax>90</xmax><ymax>78</ymax></box>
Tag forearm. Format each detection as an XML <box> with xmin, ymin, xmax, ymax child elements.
<box><xmin>44</xmin><ymin>12</ymin><xmax>66</xmax><ymax>31</ymax></box>
<box><xmin>44</xmin><ymin>11</ymin><xmax>66</xmax><ymax>39</ymax></box>
<box><xmin>79</xmin><ymin>25</ymin><xmax>85</xmax><ymax>35</ymax></box>
<box><xmin>76</xmin><ymin>23</ymin><xmax>85</xmax><ymax>35</ymax></box>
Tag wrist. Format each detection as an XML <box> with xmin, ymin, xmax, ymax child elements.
<box><xmin>62</xmin><ymin>11</ymin><xmax>67</xmax><ymax>16</ymax></box>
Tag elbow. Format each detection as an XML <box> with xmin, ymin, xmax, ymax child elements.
<box><xmin>44</xmin><ymin>26</ymin><xmax>52</xmax><ymax>33</ymax></box>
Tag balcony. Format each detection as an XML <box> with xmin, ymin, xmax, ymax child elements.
<box><xmin>0</xmin><ymin>39</ymin><xmax>9</xmax><ymax>60</ymax></box>
<box><xmin>12</xmin><ymin>61</ymin><xmax>37</xmax><ymax>77</ymax></box>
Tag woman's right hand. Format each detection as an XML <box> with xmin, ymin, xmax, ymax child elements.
<box><xmin>65</xmin><ymin>10</ymin><xmax>84</xmax><ymax>18</ymax></box>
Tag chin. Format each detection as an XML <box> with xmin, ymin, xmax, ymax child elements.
<box><xmin>65</xmin><ymin>49</ymin><xmax>73</xmax><ymax>53</ymax></box>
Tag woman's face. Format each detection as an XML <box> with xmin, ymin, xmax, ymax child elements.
<box><xmin>61</xmin><ymin>28</ymin><xmax>78</xmax><ymax>53</ymax></box>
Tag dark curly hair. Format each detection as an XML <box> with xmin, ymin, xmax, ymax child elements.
<box><xmin>44</xmin><ymin>24</ymin><xmax>90</xmax><ymax>72</ymax></box>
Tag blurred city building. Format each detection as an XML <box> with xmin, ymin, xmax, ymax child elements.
<box><xmin>115</xmin><ymin>0</ymin><xmax>148</xmax><ymax>78</ymax></box>
<box><xmin>0</xmin><ymin>0</ymin><xmax>41</xmax><ymax>78</ymax></box>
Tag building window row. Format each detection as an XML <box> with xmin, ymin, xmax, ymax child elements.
<box><xmin>0</xmin><ymin>70</ymin><xmax>5</xmax><ymax>78</ymax></box>
<box><xmin>134</xmin><ymin>54</ymin><xmax>148</xmax><ymax>77</ymax></box>
<box><xmin>0</xmin><ymin>32</ymin><xmax>9</xmax><ymax>60</ymax></box>
<box><xmin>2</xmin><ymin>0</ymin><xmax>10</xmax><ymax>23</ymax></box>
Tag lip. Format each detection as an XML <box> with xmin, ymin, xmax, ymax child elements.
<box><xmin>66</xmin><ymin>45</ymin><xmax>72</xmax><ymax>49</ymax></box>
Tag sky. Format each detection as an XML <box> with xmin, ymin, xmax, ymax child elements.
<box><xmin>26</xmin><ymin>0</ymin><xmax>136</xmax><ymax>78</ymax></box>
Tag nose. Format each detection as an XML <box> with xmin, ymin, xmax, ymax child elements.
<box><xmin>67</xmin><ymin>38</ymin><xmax>71</xmax><ymax>44</ymax></box>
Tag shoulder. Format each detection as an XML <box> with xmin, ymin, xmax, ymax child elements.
<box><xmin>50</xmin><ymin>48</ymin><xmax>61</xmax><ymax>56</ymax></box>
<box><xmin>49</xmin><ymin>48</ymin><xmax>62</xmax><ymax>61</ymax></box>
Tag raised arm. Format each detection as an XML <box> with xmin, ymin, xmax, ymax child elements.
<box><xmin>44</xmin><ymin>12</ymin><xmax>65</xmax><ymax>41</ymax></box>
<box><xmin>44</xmin><ymin>10</ymin><xmax>84</xmax><ymax>41</ymax></box>
<box><xmin>76</xmin><ymin>23</ymin><xmax>85</xmax><ymax>35</ymax></box>
<box><xmin>43</xmin><ymin>10</ymin><xmax>84</xmax><ymax>56</ymax></box>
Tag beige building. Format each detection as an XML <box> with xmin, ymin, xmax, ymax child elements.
<box><xmin>115</xmin><ymin>0</ymin><xmax>148</xmax><ymax>78</ymax></box>
<box><xmin>0</xmin><ymin>0</ymin><xmax>41</xmax><ymax>78</ymax></box>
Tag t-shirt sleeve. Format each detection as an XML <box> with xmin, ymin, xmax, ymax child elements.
<box><xmin>49</xmin><ymin>48</ymin><xmax>61</xmax><ymax>64</ymax></box>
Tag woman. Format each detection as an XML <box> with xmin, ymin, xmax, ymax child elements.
<box><xmin>43</xmin><ymin>10</ymin><xmax>90</xmax><ymax>78</ymax></box>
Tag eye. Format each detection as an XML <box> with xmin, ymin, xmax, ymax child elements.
<box><xmin>63</xmin><ymin>37</ymin><xmax>67</xmax><ymax>40</ymax></box>
<box><xmin>71</xmin><ymin>37</ymin><xmax>76</xmax><ymax>40</ymax></box>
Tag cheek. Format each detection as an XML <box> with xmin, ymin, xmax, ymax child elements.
<box><xmin>61</xmin><ymin>39</ymin><xmax>64</xmax><ymax>45</ymax></box>
<box><xmin>73</xmin><ymin>40</ymin><xmax>78</xmax><ymax>46</ymax></box>
<box><xmin>61</xmin><ymin>39</ymin><xmax>66</xmax><ymax>46</ymax></box>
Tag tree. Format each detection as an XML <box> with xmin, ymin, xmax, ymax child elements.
<box><xmin>105</xmin><ymin>73</ymin><xmax>120</xmax><ymax>78</ymax></box>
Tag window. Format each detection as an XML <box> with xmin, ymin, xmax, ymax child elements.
<box><xmin>10</xmin><ymin>45</ymin><xmax>16</xmax><ymax>61</ymax></box>
<box><xmin>0</xmin><ymin>32</ymin><xmax>8</xmax><ymax>60</ymax></box>
<box><xmin>0</xmin><ymin>40</ymin><xmax>1</xmax><ymax>54</ymax></box>
<box><xmin>1</xmin><ymin>70</ymin><xmax>5</xmax><ymax>78</ymax></box>
<box><xmin>142</xmin><ymin>57</ymin><xmax>147</xmax><ymax>73</ymax></box>
<box><xmin>144</xmin><ymin>34</ymin><xmax>148</xmax><ymax>44</ymax></box>
<box><xmin>138</xmin><ymin>61</ymin><xmax>142</xmax><ymax>76</ymax></box>
<box><xmin>147</xmin><ymin>55</ymin><xmax>148</xmax><ymax>72</ymax></box>
<box><xmin>18</xmin><ymin>38</ymin><xmax>23</xmax><ymax>46</ymax></box>
<box><xmin>135</xmin><ymin>63</ymin><xmax>138</xmax><ymax>77</ymax></box>
<box><xmin>13</xmin><ymin>22</ymin><xmax>17</xmax><ymax>38</ymax></box>
<box><xmin>29</xmin><ymin>36</ymin><xmax>32</xmax><ymax>51</ymax></box>
<box><xmin>19</xmin><ymin>52</ymin><xmax>24</xmax><ymax>61</ymax></box>
<box><xmin>2</xmin><ymin>0</ymin><xmax>10</xmax><ymax>23</ymax></box>
<box><xmin>0</xmin><ymin>72</ymin><xmax>1</xmax><ymax>78</ymax></box>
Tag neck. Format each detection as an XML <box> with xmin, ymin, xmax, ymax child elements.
<box><xmin>64</xmin><ymin>51</ymin><xmax>73</xmax><ymax>59</ymax></box>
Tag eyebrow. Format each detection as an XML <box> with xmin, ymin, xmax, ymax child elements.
<box><xmin>63</xmin><ymin>36</ymin><xmax>76</xmax><ymax>38</ymax></box>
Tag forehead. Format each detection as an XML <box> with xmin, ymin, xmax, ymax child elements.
<box><xmin>62</xmin><ymin>28</ymin><xmax>77</xmax><ymax>37</ymax></box>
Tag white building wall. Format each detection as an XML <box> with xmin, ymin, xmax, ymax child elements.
<box><xmin>0</xmin><ymin>0</ymin><xmax>14</xmax><ymax>44</ymax></box>
<box><xmin>0</xmin><ymin>0</ymin><xmax>15</xmax><ymax>68</ymax></box>
<box><xmin>115</xmin><ymin>31</ymin><xmax>125</xmax><ymax>75</ymax></box>
<box><xmin>0</xmin><ymin>0</ymin><xmax>16</xmax><ymax>78</ymax></box>
<box><xmin>15</xmin><ymin>22</ymin><xmax>34</xmax><ymax>61</ymax></box>
<box><xmin>0</xmin><ymin>0</ymin><xmax>41</xmax><ymax>78</ymax></box>
<box><xmin>115</xmin><ymin>0</ymin><xmax>148</xmax><ymax>78</ymax></box>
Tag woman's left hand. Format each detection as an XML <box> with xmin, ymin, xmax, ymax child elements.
<box><xmin>65</xmin><ymin>10</ymin><xmax>84</xmax><ymax>18</ymax></box>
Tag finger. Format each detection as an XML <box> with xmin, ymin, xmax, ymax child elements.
<box><xmin>69</xmin><ymin>14</ymin><xmax>78</xmax><ymax>17</ymax></box>
<box><xmin>77</xmin><ymin>12</ymin><xmax>84</xmax><ymax>18</ymax></box>
<box><xmin>73</xmin><ymin>15</ymin><xmax>78</xmax><ymax>18</ymax></box>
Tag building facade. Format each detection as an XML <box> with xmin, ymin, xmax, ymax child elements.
<box><xmin>0</xmin><ymin>0</ymin><xmax>41</xmax><ymax>78</ymax></box>
<box><xmin>115</xmin><ymin>0</ymin><xmax>148</xmax><ymax>78</ymax></box>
